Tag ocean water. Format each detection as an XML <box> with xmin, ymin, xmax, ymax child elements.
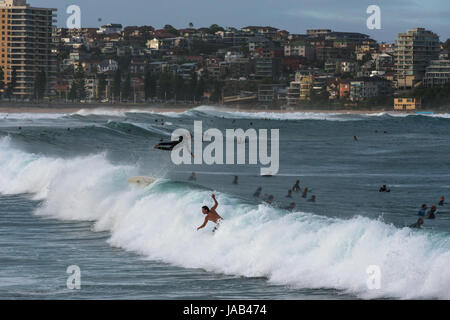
<box><xmin>0</xmin><ymin>106</ymin><xmax>449</xmax><ymax>300</ymax></box>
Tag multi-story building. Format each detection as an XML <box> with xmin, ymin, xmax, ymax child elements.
<box><xmin>242</xmin><ymin>26</ymin><xmax>278</xmax><ymax>39</ymax></box>
<box><xmin>97</xmin><ymin>23</ymin><xmax>123</xmax><ymax>35</ymax></box>
<box><xmin>306</xmin><ymin>29</ymin><xmax>332</xmax><ymax>37</ymax></box>
<box><xmin>339</xmin><ymin>81</ymin><xmax>350</xmax><ymax>99</ymax></box>
<box><xmin>376</xmin><ymin>53</ymin><xmax>394</xmax><ymax>71</ymax></box>
<box><xmin>228</xmin><ymin>57</ymin><xmax>250</xmax><ymax>78</ymax></box>
<box><xmin>423</xmin><ymin>60</ymin><xmax>450</xmax><ymax>87</ymax></box>
<box><xmin>255</xmin><ymin>57</ymin><xmax>280</xmax><ymax>80</ymax></box>
<box><xmin>287</xmin><ymin>71</ymin><xmax>301</xmax><ymax>105</ymax></box>
<box><xmin>350</xmin><ymin>77</ymin><xmax>391</xmax><ymax>101</ymax></box>
<box><xmin>300</xmin><ymin>75</ymin><xmax>313</xmax><ymax>100</ymax></box>
<box><xmin>258</xmin><ymin>84</ymin><xmax>284</xmax><ymax>102</ymax></box>
<box><xmin>284</xmin><ymin>41</ymin><xmax>314</xmax><ymax>60</ymax></box>
<box><xmin>395</xmin><ymin>28</ymin><xmax>440</xmax><ymax>89</ymax></box>
<box><xmin>0</xmin><ymin>0</ymin><xmax>56</xmax><ymax>98</ymax></box>
<box><xmin>394</xmin><ymin>97</ymin><xmax>421</xmax><ymax>111</ymax></box>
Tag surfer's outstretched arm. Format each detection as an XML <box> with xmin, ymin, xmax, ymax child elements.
<box><xmin>211</xmin><ymin>194</ymin><xmax>218</xmax><ymax>210</ymax></box>
<box><xmin>197</xmin><ymin>217</ymin><xmax>208</xmax><ymax>231</ymax></box>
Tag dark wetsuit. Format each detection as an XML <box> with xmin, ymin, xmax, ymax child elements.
<box><xmin>155</xmin><ymin>137</ymin><xmax>183</xmax><ymax>151</ymax></box>
<box><xmin>409</xmin><ymin>218</ymin><xmax>423</xmax><ymax>229</ymax></box>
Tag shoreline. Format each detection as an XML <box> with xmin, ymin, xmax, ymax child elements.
<box><xmin>0</xmin><ymin>102</ymin><xmax>437</xmax><ymax>115</ymax></box>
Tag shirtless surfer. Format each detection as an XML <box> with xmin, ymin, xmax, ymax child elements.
<box><xmin>197</xmin><ymin>194</ymin><xmax>223</xmax><ymax>233</ymax></box>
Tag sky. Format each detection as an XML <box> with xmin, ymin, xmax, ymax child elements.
<box><xmin>29</xmin><ymin>0</ymin><xmax>450</xmax><ymax>42</ymax></box>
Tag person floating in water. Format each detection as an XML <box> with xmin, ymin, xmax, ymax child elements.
<box><xmin>409</xmin><ymin>217</ymin><xmax>424</xmax><ymax>229</ymax></box>
<box><xmin>438</xmin><ymin>196</ymin><xmax>445</xmax><ymax>206</ymax></box>
<box><xmin>418</xmin><ymin>204</ymin><xmax>427</xmax><ymax>218</ymax></box>
<box><xmin>265</xmin><ymin>195</ymin><xmax>274</xmax><ymax>205</ymax></box>
<box><xmin>232</xmin><ymin>176</ymin><xmax>239</xmax><ymax>185</ymax></box>
<box><xmin>253</xmin><ymin>187</ymin><xmax>262</xmax><ymax>198</ymax></box>
<box><xmin>286</xmin><ymin>190</ymin><xmax>292</xmax><ymax>198</ymax></box>
<box><xmin>379</xmin><ymin>185</ymin><xmax>391</xmax><ymax>193</ymax></box>
<box><xmin>353</xmin><ymin>136</ymin><xmax>358</xmax><ymax>141</ymax></box>
<box><xmin>197</xmin><ymin>194</ymin><xmax>223</xmax><ymax>233</ymax></box>
<box><xmin>292</xmin><ymin>180</ymin><xmax>301</xmax><ymax>192</ymax></box>
<box><xmin>188</xmin><ymin>172</ymin><xmax>196</xmax><ymax>181</ymax></box>
<box><xmin>426</xmin><ymin>205</ymin><xmax>437</xmax><ymax>219</ymax></box>
<box><xmin>302</xmin><ymin>187</ymin><xmax>308</xmax><ymax>199</ymax></box>
<box><xmin>308</xmin><ymin>195</ymin><xmax>316</xmax><ymax>203</ymax></box>
<box><xmin>284</xmin><ymin>203</ymin><xmax>296</xmax><ymax>211</ymax></box>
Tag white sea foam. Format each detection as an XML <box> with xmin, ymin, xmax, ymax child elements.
<box><xmin>0</xmin><ymin>136</ymin><xmax>449</xmax><ymax>299</ymax></box>
<box><xmin>182</xmin><ymin>106</ymin><xmax>404</xmax><ymax>121</ymax></box>
<box><xmin>72</xmin><ymin>108</ymin><xmax>182</xmax><ymax>118</ymax></box>
<box><xmin>0</xmin><ymin>113</ymin><xmax>66</xmax><ymax>120</ymax></box>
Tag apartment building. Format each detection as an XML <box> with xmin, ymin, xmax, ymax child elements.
<box><xmin>395</xmin><ymin>28</ymin><xmax>440</xmax><ymax>89</ymax></box>
<box><xmin>255</xmin><ymin>57</ymin><xmax>280</xmax><ymax>80</ymax></box>
<box><xmin>423</xmin><ymin>60</ymin><xmax>450</xmax><ymax>88</ymax></box>
<box><xmin>394</xmin><ymin>97</ymin><xmax>421</xmax><ymax>111</ymax></box>
<box><xmin>284</xmin><ymin>41</ymin><xmax>314</xmax><ymax>60</ymax></box>
<box><xmin>0</xmin><ymin>0</ymin><xmax>56</xmax><ymax>98</ymax></box>
<box><xmin>300</xmin><ymin>75</ymin><xmax>313</xmax><ymax>100</ymax></box>
<box><xmin>350</xmin><ymin>77</ymin><xmax>391</xmax><ymax>101</ymax></box>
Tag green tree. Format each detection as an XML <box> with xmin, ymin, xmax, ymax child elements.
<box><xmin>34</xmin><ymin>70</ymin><xmax>47</xmax><ymax>101</ymax></box>
<box><xmin>360</xmin><ymin>52</ymin><xmax>373</xmax><ymax>65</ymax></box>
<box><xmin>144</xmin><ymin>71</ymin><xmax>156</xmax><ymax>101</ymax></box>
<box><xmin>210</xmin><ymin>80</ymin><xmax>224</xmax><ymax>102</ymax></box>
<box><xmin>174</xmin><ymin>75</ymin><xmax>185</xmax><ymax>101</ymax></box>
<box><xmin>0</xmin><ymin>66</ymin><xmax>4</xmax><ymax>99</ymax></box>
<box><xmin>97</xmin><ymin>73</ymin><xmax>107</xmax><ymax>100</ymax></box>
<box><xmin>195</xmin><ymin>77</ymin><xmax>205</xmax><ymax>102</ymax></box>
<box><xmin>158</xmin><ymin>72</ymin><xmax>174</xmax><ymax>100</ymax></box>
<box><xmin>188</xmin><ymin>72</ymin><xmax>198</xmax><ymax>101</ymax></box>
<box><xmin>121</xmin><ymin>72</ymin><xmax>132</xmax><ymax>101</ymax></box>
<box><xmin>73</xmin><ymin>65</ymin><xmax>86</xmax><ymax>101</ymax></box>
<box><xmin>68</xmin><ymin>82</ymin><xmax>77</xmax><ymax>102</ymax></box>
<box><xmin>6</xmin><ymin>68</ymin><xmax>17</xmax><ymax>100</ymax></box>
<box><xmin>443</xmin><ymin>39</ymin><xmax>450</xmax><ymax>51</ymax></box>
<box><xmin>112</xmin><ymin>68</ymin><xmax>122</xmax><ymax>101</ymax></box>
<box><xmin>164</xmin><ymin>24</ymin><xmax>179</xmax><ymax>36</ymax></box>
<box><xmin>209</xmin><ymin>24</ymin><xmax>225</xmax><ymax>34</ymax></box>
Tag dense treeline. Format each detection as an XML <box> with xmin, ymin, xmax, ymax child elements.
<box><xmin>413</xmin><ymin>82</ymin><xmax>450</xmax><ymax>107</ymax></box>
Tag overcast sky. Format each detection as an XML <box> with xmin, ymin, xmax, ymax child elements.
<box><xmin>30</xmin><ymin>0</ymin><xmax>450</xmax><ymax>42</ymax></box>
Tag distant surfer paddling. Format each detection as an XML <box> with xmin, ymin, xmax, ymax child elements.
<box><xmin>197</xmin><ymin>194</ymin><xmax>223</xmax><ymax>233</ymax></box>
<box><xmin>154</xmin><ymin>135</ymin><xmax>194</xmax><ymax>157</ymax></box>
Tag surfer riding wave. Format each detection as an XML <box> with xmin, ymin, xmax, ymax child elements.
<box><xmin>154</xmin><ymin>135</ymin><xmax>194</xmax><ymax>157</ymax></box>
<box><xmin>197</xmin><ymin>194</ymin><xmax>223</xmax><ymax>233</ymax></box>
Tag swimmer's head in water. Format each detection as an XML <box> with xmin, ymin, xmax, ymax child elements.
<box><xmin>202</xmin><ymin>206</ymin><xmax>210</xmax><ymax>214</ymax></box>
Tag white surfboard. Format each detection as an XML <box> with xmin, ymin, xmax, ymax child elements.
<box><xmin>128</xmin><ymin>176</ymin><xmax>157</xmax><ymax>187</ymax></box>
